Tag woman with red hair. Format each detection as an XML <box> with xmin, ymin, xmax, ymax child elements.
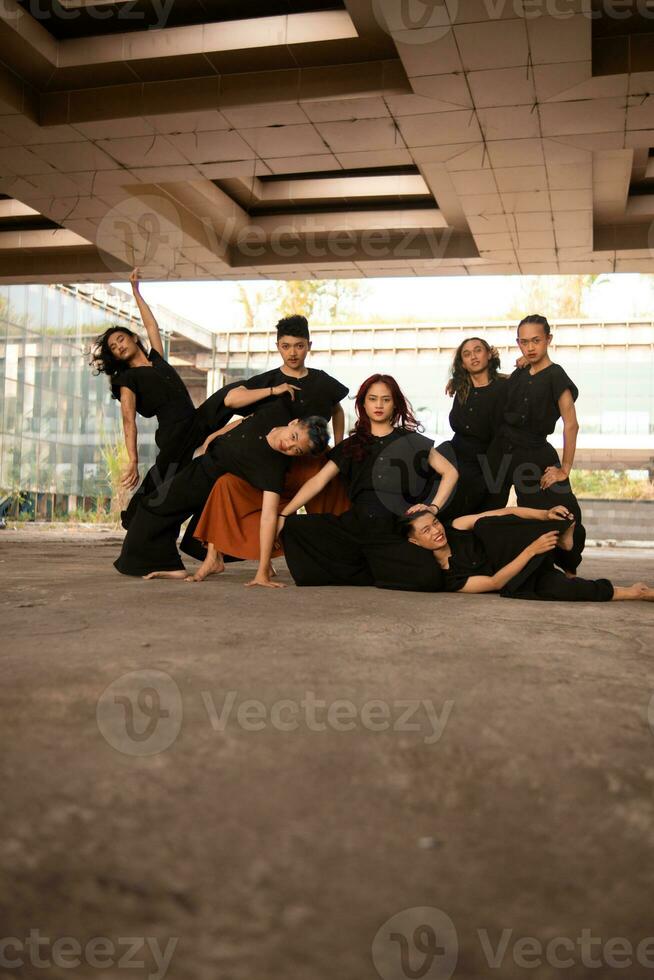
<box><xmin>277</xmin><ymin>374</ymin><xmax>458</xmax><ymax>591</ymax></box>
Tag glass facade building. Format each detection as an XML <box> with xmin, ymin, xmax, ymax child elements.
<box><xmin>2</xmin><ymin>298</ymin><xmax>652</xmax><ymax>520</ymax></box>
<box><xmin>0</xmin><ymin>283</ymin><xmax>203</xmax><ymax>518</ymax></box>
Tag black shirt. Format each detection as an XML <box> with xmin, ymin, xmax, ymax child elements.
<box><xmin>111</xmin><ymin>349</ymin><xmax>194</xmax><ymax>424</ymax></box>
<box><xmin>329</xmin><ymin>428</ymin><xmax>435</xmax><ymax>517</ymax></box>
<box><xmin>202</xmin><ymin>400</ymin><xmax>293</xmax><ymax>495</ymax></box>
<box><xmin>242</xmin><ymin>367</ymin><xmax>348</xmax><ymax>422</ymax></box>
<box><xmin>501</xmin><ymin>363</ymin><xmax>578</xmax><ymax>446</ymax></box>
<box><xmin>449</xmin><ymin>377</ymin><xmax>509</xmax><ymax>456</ymax></box>
<box><xmin>441</xmin><ymin>526</ymin><xmax>493</xmax><ymax>593</ymax></box>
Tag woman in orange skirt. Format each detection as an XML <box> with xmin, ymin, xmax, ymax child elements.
<box><xmin>186</xmin><ymin>455</ymin><xmax>350</xmax><ymax>581</ymax></box>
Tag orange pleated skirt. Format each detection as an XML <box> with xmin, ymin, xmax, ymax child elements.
<box><xmin>193</xmin><ymin>454</ymin><xmax>350</xmax><ymax>560</ymax></box>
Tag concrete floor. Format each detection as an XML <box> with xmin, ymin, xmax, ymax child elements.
<box><xmin>1</xmin><ymin>525</ymin><xmax>653</xmax><ymax>980</ymax></box>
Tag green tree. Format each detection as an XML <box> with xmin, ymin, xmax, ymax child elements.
<box><xmin>508</xmin><ymin>275</ymin><xmax>608</xmax><ymax>320</ymax></box>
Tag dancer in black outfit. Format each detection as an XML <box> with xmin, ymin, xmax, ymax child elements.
<box><xmin>400</xmin><ymin>506</ymin><xmax>653</xmax><ymax>603</ymax></box>
<box><xmin>217</xmin><ymin>314</ymin><xmax>348</xmax><ymax>443</ymax></box>
<box><xmin>485</xmin><ymin>314</ymin><xmax>586</xmax><ymax>574</ymax></box>
<box><xmin>114</xmin><ymin>402</ymin><xmax>329</xmax><ymax>586</ymax></box>
<box><xmin>441</xmin><ymin>336</ymin><xmax>508</xmax><ymax>519</ymax></box>
<box><xmin>91</xmin><ymin>269</ymin><xmax>237</xmax><ymax>528</ymax></box>
<box><xmin>278</xmin><ymin>374</ymin><xmax>458</xmax><ymax>591</ymax></box>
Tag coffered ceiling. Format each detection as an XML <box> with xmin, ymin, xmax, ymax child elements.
<box><xmin>1</xmin><ymin>0</ymin><xmax>654</xmax><ymax>282</ymax></box>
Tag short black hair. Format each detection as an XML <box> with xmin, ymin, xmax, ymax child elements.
<box><xmin>398</xmin><ymin>507</ymin><xmax>433</xmax><ymax>539</ymax></box>
<box><xmin>276</xmin><ymin>315</ymin><xmax>310</xmax><ymax>342</ymax></box>
<box><xmin>518</xmin><ymin>314</ymin><xmax>551</xmax><ymax>337</ymax></box>
<box><xmin>300</xmin><ymin>415</ymin><xmax>330</xmax><ymax>456</ymax></box>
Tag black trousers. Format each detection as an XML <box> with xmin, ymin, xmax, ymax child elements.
<box><xmin>114</xmin><ymin>457</ymin><xmax>218</xmax><ymax>576</ymax></box>
<box><xmin>282</xmin><ymin>510</ymin><xmax>444</xmax><ymax>592</ymax></box>
<box><xmin>506</xmin><ymin>562</ymin><xmax>613</xmax><ymax>602</ymax></box>
<box><xmin>484</xmin><ymin>437</ymin><xmax>586</xmax><ymax>574</ymax></box>
<box><xmin>122</xmin><ymin>387</ymin><xmax>236</xmax><ymax>529</ymax></box>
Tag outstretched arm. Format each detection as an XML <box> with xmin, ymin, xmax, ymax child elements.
<box><xmin>458</xmin><ymin>531</ymin><xmax>560</xmax><ymax>594</ymax></box>
<box><xmin>119</xmin><ymin>388</ymin><xmax>140</xmax><ymax>490</ymax></box>
<box><xmin>541</xmin><ymin>390</ymin><xmax>578</xmax><ymax>489</ymax></box>
<box><xmin>276</xmin><ymin>460</ymin><xmax>340</xmax><ymax>539</ymax></box>
<box><xmin>130</xmin><ymin>268</ymin><xmax>164</xmax><ymax>357</ymax></box>
<box><xmin>452</xmin><ymin>504</ymin><xmax>572</xmax><ymax>532</ymax></box>
<box><xmin>246</xmin><ymin>491</ymin><xmax>284</xmax><ymax>589</ymax></box>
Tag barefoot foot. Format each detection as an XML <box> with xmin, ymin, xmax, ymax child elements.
<box><xmin>632</xmin><ymin>582</ymin><xmax>654</xmax><ymax>601</ymax></box>
<box><xmin>185</xmin><ymin>556</ymin><xmax>225</xmax><ymax>582</ymax></box>
<box><xmin>143</xmin><ymin>570</ymin><xmax>188</xmax><ymax>580</ymax></box>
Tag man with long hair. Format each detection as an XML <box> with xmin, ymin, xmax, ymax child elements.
<box><xmin>442</xmin><ymin>336</ymin><xmax>509</xmax><ymax>519</ymax></box>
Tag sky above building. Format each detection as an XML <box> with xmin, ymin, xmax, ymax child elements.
<box><xmin>114</xmin><ymin>274</ymin><xmax>654</xmax><ymax>333</ymax></box>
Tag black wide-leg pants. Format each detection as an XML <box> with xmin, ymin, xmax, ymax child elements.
<box><xmin>115</xmin><ymin>457</ymin><xmax>219</xmax><ymax>576</ymax></box>
<box><xmin>282</xmin><ymin>511</ymin><xmax>443</xmax><ymax>592</ymax></box>
<box><xmin>484</xmin><ymin>438</ymin><xmax>586</xmax><ymax>573</ymax></box>
<box><xmin>506</xmin><ymin>562</ymin><xmax>613</xmax><ymax>602</ymax></box>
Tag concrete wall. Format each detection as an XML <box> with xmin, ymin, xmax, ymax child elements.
<box><xmin>581</xmin><ymin>498</ymin><xmax>654</xmax><ymax>542</ymax></box>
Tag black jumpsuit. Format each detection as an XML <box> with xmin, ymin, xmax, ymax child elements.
<box><xmin>114</xmin><ymin>401</ymin><xmax>294</xmax><ymax>577</ymax></box>
<box><xmin>111</xmin><ymin>350</ymin><xmax>238</xmax><ymax>527</ymax></box>
<box><xmin>485</xmin><ymin>363</ymin><xmax>586</xmax><ymax>573</ymax></box>
<box><xmin>442</xmin><ymin>515</ymin><xmax>613</xmax><ymax>602</ymax></box>
<box><xmin>440</xmin><ymin>377</ymin><xmax>509</xmax><ymax>519</ymax></box>
<box><xmin>282</xmin><ymin>428</ymin><xmax>444</xmax><ymax>592</ymax></box>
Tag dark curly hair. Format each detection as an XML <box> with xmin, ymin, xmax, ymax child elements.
<box><xmin>447</xmin><ymin>336</ymin><xmax>502</xmax><ymax>405</ymax></box>
<box><xmin>89</xmin><ymin>326</ymin><xmax>147</xmax><ymax>378</ymax></box>
<box><xmin>345</xmin><ymin>374</ymin><xmax>422</xmax><ymax>461</ymax></box>
<box><xmin>518</xmin><ymin>313</ymin><xmax>551</xmax><ymax>336</ymax></box>
<box><xmin>276</xmin><ymin>315</ymin><xmax>310</xmax><ymax>341</ymax></box>
<box><xmin>300</xmin><ymin>416</ymin><xmax>330</xmax><ymax>456</ymax></box>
